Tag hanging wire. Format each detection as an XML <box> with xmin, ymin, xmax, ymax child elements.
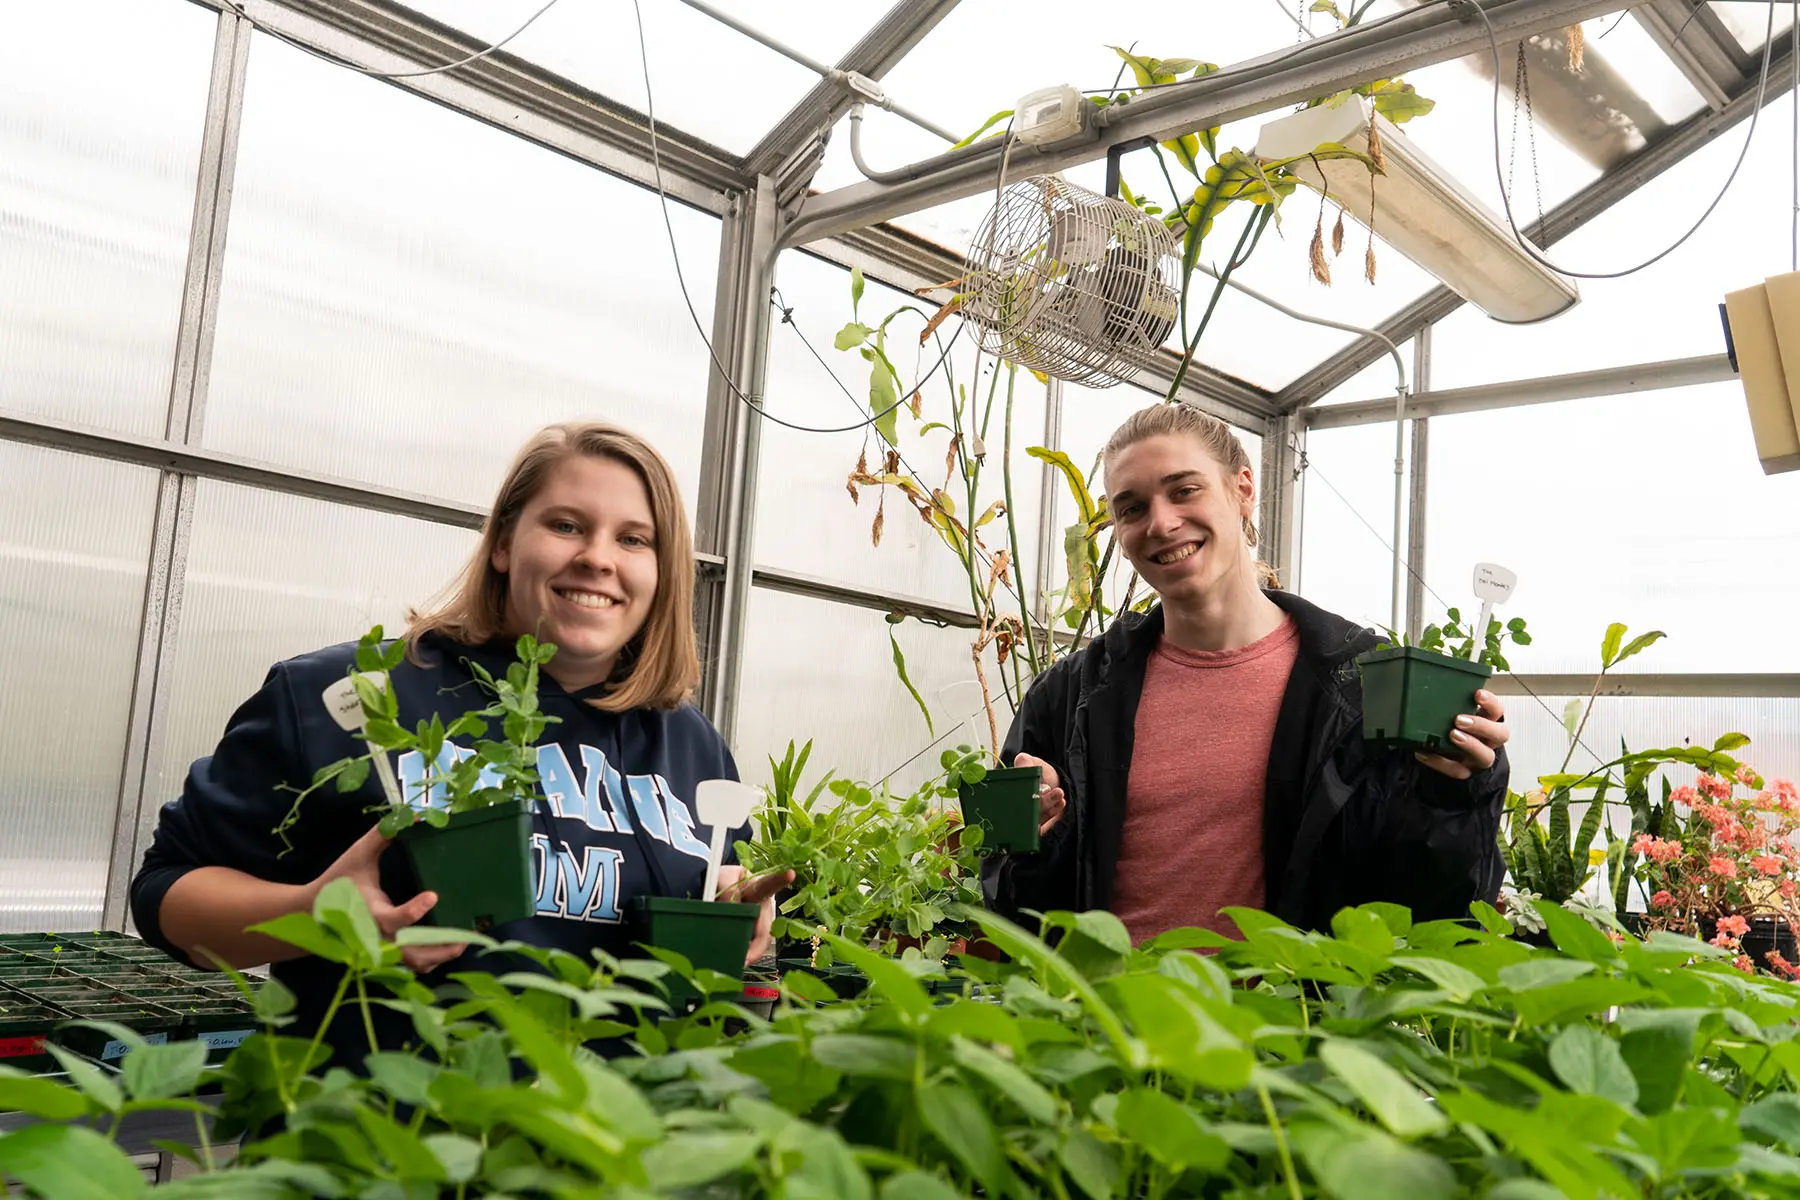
<box><xmin>1466</xmin><ymin>0</ymin><xmax>1779</xmax><ymax>279</ymax></box>
<box><xmin>218</xmin><ymin>0</ymin><xmax>566</xmax><ymax>79</ymax></box>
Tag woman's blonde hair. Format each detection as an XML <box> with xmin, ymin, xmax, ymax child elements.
<box><xmin>406</xmin><ymin>422</ymin><xmax>700</xmax><ymax>711</ymax></box>
<box><xmin>1101</xmin><ymin>401</ymin><xmax>1279</xmax><ymax>587</ymax></box>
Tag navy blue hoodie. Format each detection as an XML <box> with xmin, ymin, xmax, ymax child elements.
<box><xmin>131</xmin><ymin>631</ymin><xmax>744</xmax><ymax>1068</ymax></box>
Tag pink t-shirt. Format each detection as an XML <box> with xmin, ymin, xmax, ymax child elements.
<box><xmin>1111</xmin><ymin>616</ymin><xmax>1301</xmax><ymax>945</ymax></box>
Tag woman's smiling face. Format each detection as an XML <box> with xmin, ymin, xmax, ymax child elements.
<box><xmin>491</xmin><ymin>454</ymin><xmax>660</xmax><ymax>691</ymax></box>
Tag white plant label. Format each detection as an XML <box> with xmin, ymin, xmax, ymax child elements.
<box><xmin>320</xmin><ymin>673</ymin><xmax>405</xmax><ymax>809</ymax></box>
<box><xmin>1472</xmin><ymin>563</ymin><xmax>1518</xmax><ymax>605</ymax></box>
<box><xmin>695</xmin><ymin>779</ymin><xmax>761</xmax><ymax>903</ymax></box>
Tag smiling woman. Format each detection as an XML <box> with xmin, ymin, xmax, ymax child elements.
<box><xmin>127</xmin><ymin>421</ymin><xmax>791</xmax><ymax>1072</ymax></box>
<box><xmin>984</xmin><ymin>401</ymin><xmax>1514</xmax><ymax>948</ymax></box>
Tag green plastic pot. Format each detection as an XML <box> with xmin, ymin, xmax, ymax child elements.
<box><xmin>397</xmin><ymin>799</ymin><xmax>535</xmax><ymax>933</ymax></box>
<box><xmin>629</xmin><ymin>896</ymin><xmax>758</xmax><ymax>1004</ymax></box>
<box><xmin>958</xmin><ymin>766</ymin><xmax>1042</xmax><ymax>853</ymax></box>
<box><xmin>1356</xmin><ymin>646</ymin><xmax>1493</xmax><ymax>752</ymax></box>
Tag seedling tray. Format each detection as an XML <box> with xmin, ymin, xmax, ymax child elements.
<box><xmin>0</xmin><ymin>999</ymin><xmax>58</xmax><ymax>1074</ymax></box>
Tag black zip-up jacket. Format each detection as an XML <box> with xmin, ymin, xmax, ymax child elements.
<box><xmin>982</xmin><ymin>590</ymin><xmax>1507</xmax><ymax>934</ymax></box>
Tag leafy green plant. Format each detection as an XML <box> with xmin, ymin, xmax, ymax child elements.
<box><xmin>272</xmin><ymin>626</ymin><xmax>559</xmax><ymax>852</ymax></box>
<box><xmin>734</xmin><ymin>742</ymin><xmax>986</xmax><ymax>963</ymax></box>
<box><xmin>13</xmin><ymin>878</ymin><xmax>1800</xmax><ymax>1198</ymax></box>
<box><xmin>1377</xmin><ymin>608</ymin><xmax>1531</xmax><ymax>670</ymax></box>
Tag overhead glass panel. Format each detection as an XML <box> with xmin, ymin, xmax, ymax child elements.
<box><xmin>1422</xmin><ymin>384</ymin><xmax>1800</xmax><ymax>676</ymax></box>
<box><xmin>1426</xmin><ymin>110</ymin><xmax>1790</xmax><ymax>391</ymax></box>
<box><xmin>756</xmin><ymin>249</ymin><xmax>1048</xmax><ymax>612</ymax></box>
<box><xmin>391</xmin><ymin>0</ymin><xmax>829</xmax><ymax>153</ymax></box>
<box><xmin>1710</xmin><ymin>2</ymin><xmax>1795</xmax><ymax>54</ymax></box>
<box><xmin>0</xmin><ymin>0</ymin><xmax>214</xmax><ymax>437</ymax></box>
<box><xmin>207</xmin><ymin>34</ymin><xmax>719</xmax><ymax>517</ymax></box>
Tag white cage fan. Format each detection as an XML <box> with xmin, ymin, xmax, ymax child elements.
<box><xmin>962</xmin><ymin>174</ymin><xmax>1180</xmax><ymax>388</ymax></box>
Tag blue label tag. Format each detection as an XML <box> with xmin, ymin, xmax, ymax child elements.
<box><xmin>101</xmin><ymin>1031</ymin><xmax>168</xmax><ymax>1060</ymax></box>
<box><xmin>199</xmin><ymin>1029</ymin><xmax>253</xmax><ymax>1051</ymax></box>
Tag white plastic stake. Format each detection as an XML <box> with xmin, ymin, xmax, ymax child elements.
<box><xmin>322</xmin><ymin>674</ymin><xmax>405</xmax><ymax>810</ymax></box>
<box><xmin>695</xmin><ymin>779</ymin><xmax>760</xmax><ymax>903</ymax></box>
<box><xmin>1468</xmin><ymin>562</ymin><xmax>1519</xmax><ymax>662</ymax></box>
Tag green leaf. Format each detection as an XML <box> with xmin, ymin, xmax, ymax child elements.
<box><xmin>0</xmin><ymin>1071</ymin><xmax>90</xmax><ymax>1121</ymax></box>
<box><xmin>123</xmin><ymin>1039</ymin><xmax>208</xmax><ymax>1102</ymax></box>
<box><xmin>424</xmin><ymin>1133</ymin><xmax>482</xmax><ymax>1184</ymax></box>
<box><xmin>1714</xmin><ymin>732</ymin><xmax>1752</xmax><ymax>752</ymax></box>
<box><xmin>1497</xmin><ymin>958</ymin><xmax>1596</xmax><ymax>991</ymax></box>
<box><xmin>366</xmin><ymin>1052</ymin><xmax>439</xmax><ymax>1108</ymax></box>
<box><xmin>918</xmin><ymin>1082</ymin><xmax>1005</xmax><ymax>1192</ymax></box>
<box><xmin>1612</xmin><ymin>630</ymin><xmax>1666</xmax><ymax>667</ymax></box>
<box><xmin>314</xmin><ymin>876</ymin><xmax>382</xmax><ymax>967</ymax></box>
<box><xmin>254</xmin><ymin>976</ymin><xmax>297</xmax><ymax>1024</ymax></box>
<box><xmin>1027</xmin><ymin>446</ymin><xmax>1098</xmax><ymax>524</ymax></box>
<box><xmin>889</xmin><ymin>630</ymin><xmax>933</xmax><ymax>739</ymax></box>
<box><xmin>244</xmin><ymin>913</ymin><xmax>352</xmax><ymax>964</ymax></box>
<box><xmin>871</xmin><ymin>355</ymin><xmax>901</xmax><ymax>448</ymax></box>
<box><xmin>1112</xmin><ymin>1088</ymin><xmax>1230</xmax><ymax>1172</ymax></box>
<box><xmin>0</xmin><ymin>1124</ymin><xmax>146</xmax><ymax>1200</ymax></box>
<box><xmin>41</xmin><ymin>1046</ymin><xmax>122</xmax><ymax>1114</ymax></box>
<box><xmin>1533</xmin><ymin>900</ymin><xmax>1616</xmax><ymax>964</ymax></box>
<box><xmin>1058</xmin><ymin>1128</ymin><xmax>1120</xmax><ymax>1200</ymax></box>
<box><xmin>810</xmin><ymin>1035</ymin><xmax>917</xmax><ymax>1080</ymax></box>
<box><xmin>1389</xmin><ymin>955</ymin><xmax>1485</xmax><ymax>1002</ymax></box>
<box><xmin>1366</xmin><ymin>80</ymin><xmax>1435</xmax><ymax>124</ymax></box>
<box><xmin>881</xmin><ymin>1172</ymin><xmax>964</xmax><ymax>1200</ymax></box>
<box><xmin>850</xmin><ymin>265</ymin><xmax>865</xmax><ymax>313</ymax></box>
<box><xmin>642</xmin><ymin>1131</ymin><xmax>761</xmax><ymax>1191</ymax></box>
<box><xmin>951</xmin><ymin>109</ymin><xmax>1013</xmax><ymax>150</ymax></box>
<box><xmin>1600</xmin><ymin>622</ymin><xmax>1627</xmax><ymax>668</ymax></box>
<box><xmin>949</xmin><ymin>1036</ymin><xmax>1058</xmax><ymax>1124</ymax></box>
<box><xmin>1743</xmin><ymin>1094</ymin><xmax>1800</xmax><ymax>1150</ymax></box>
<box><xmin>1547</xmin><ymin>1025</ymin><xmax>1639</xmax><ymax>1108</ymax></box>
<box><xmin>1288</xmin><ymin>1121</ymin><xmax>1456</xmax><ymax>1200</ymax></box>
<box><xmin>1563</xmin><ymin>698</ymin><xmax>1584</xmax><ymax>741</ymax></box>
<box><xmin>834</xmin><ymin>321</ymin><xmax>872</xmax><ymax>351</ymax></box>
<box><xmin>1319</xmin><ymin>1040</ymin><xmax>1448</xmax><ymax>1138</ymax></box>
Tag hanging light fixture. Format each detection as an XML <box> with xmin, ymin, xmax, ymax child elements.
<box><xmin>1254</xmin><ymin>93</ymin><xmax>1579</xmax><ymax>324</ymax></box>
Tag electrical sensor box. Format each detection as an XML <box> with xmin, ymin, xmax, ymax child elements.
<box><xmin>1014</xmin><ymin>85</ymin><xmax>1088</xmax><ymax>146</ymax></box>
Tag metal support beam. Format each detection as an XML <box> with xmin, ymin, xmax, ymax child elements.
<box><xmin>1278</xmin><ymin>43</ymin><xmax>1794</xmax><ymax>407</ymax></box>
<box><xmin>699</xmin><ymin>179</ymin><xmax>781</xmax><ymax>743</ymax></box>
<box><xmin>209</xmin><ymin>0</ymin><xmax>745</xmax><ymax>212</ymax></box>
<box><xmin>1405</xmin><ymin>328</ymin><xmax>1432</xmax><ymax>642</ymax></box>
<box><xmin>779</xmin><ymin>0</ymin><xmax>1624</xmax><ymax>247</ymax></box>
<box><xmin>1259</xmin><ymin>411</ymin><xmax>1306</xmax><ymax>590</ymax></box>
<box><xmin>744</xmin><ymin>0</ymin><xmax>960</xmax><ymax>180</ymax></box>
<box><xmin>1306</xmin><ymin>352</ymin><xmax>1735</xmax><ymax>429</ymax></box>
<box><xmin>1035</xmin><ymin>379</ymin><xmax>1064</xmax><ymax>626</ymax></box>
<box><xmin>750</xmin><ymin>565</ymin><xmax>978</xmax><ymax>629</ymax></box>
<box><xmin>1634</xmin><ymin>0</ymin><xmax>1748</xmax><ymax>111</ymax></box>
<box><xmin>102</xmin><ymin>7</ymin><xmax>252</xmax><ymax>931</ymax></box>
<box><xmin>1491</xmin><ymin>674</ymin><xmax>1800</xmax><ymax>698</ymax></box>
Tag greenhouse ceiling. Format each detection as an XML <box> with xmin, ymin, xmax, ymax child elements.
<box><xmin>233</xmin><ymin>0</ymin><xmax>1795</xmax><ymax>410</ymax></box>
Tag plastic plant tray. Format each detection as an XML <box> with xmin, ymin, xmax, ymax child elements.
<box><xmin>0</xmin><ymin>997</ymin><xmax>58</xmax><ymax>1074</ymax></box>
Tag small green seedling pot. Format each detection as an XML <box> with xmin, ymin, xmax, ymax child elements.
<box><xmin>1356</xmin><ymin>647</ymin><xmax>1492</xmax><ymax>752</ymax></box>
<box><xmin>398</xmin><ymin>799</ymin><xmax>535</xmax><ymax>933</ymax></box>
<box><xmin>959</xmin><ymin>766</ymin><xmax>1042</xmax><ymax>853</ymax></box>
<box><xmin>630</xmin><ymin>896</ymin><xmax>759</xmax><ymax>1004</ymax></box>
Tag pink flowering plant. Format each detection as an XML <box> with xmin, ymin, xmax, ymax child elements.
<box><xmin>1632</xmin><ymin>766</ymin><xmax>1800</xmax><ymax>975</ymax></box>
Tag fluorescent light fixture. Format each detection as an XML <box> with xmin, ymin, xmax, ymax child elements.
<box><xmin>1724</xmin><ymin>273</ymin><xmax>1800</xmax><ymax>475</ymax></box>
<box><xmin>1254</xmin><ymin>94</ymin><xmax>1579</xmax><ymax>324</ymax></box>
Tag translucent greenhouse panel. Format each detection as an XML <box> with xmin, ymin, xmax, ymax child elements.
<box><xmin>0</xmin><ymin>0</ymin><xmax>213</xmax><ymax>437</ymax></box>
<box><xmin>205</xmin><ymin>34</ymin><xmax>719</xmax><ymax>517</ymax></box>
<box><xmin>1500</xmin><ymin>694</ymin><xmax>1800</xmax><ymax>817</ymax></box>
<box><xmin>1296</xmin><ymin>421</ymin><xmax>1413</xmax><ymax>633</ymax></box>
<box><xmin>1428</xmin><ymin>112</ymin><xmax>1797</xmax><ymax>391</ymax></box>
<box><xmin>757</xmin><ymin>250</ymin><xmax>1047</xmax><ymax>612</ymax></box>
<box><xmin>733</xmin><ymin>588</ymin><xmax>1019</xmax><ymax>798</ymax></box>
<box><xmin>149</xmin><ymin>482</ymin><xmax>479</xmax><ymax>858</ymax></box>
<box><xmin>1307</xmin><ymin>338</ymin><xmax>1415</xmax><ymax>406</ymax></box>
<box><xmin>384</xmin><ymin>0</ymin><xmax>830</xmax><ymax>153</ymax></box>
<box><xmin>1710</xmin><ymin>3</ymin><xmax>1795</xmax><ymax>53</ymax></box>
<box><xmin>1422</xmin><ymin>385</ymin><xmax>1800</xmax><ymax>675</ymax></box>
<box><xmin>0</xmin><ymin>444</ymin><xmax>160</xmax><ymax>931</ymax></box>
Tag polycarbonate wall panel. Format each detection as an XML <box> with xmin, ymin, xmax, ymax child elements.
<box><xmin>757</xmin><ymin>250</ymin><xmax>1047</xmax><ymax>611</ymax></box>
<box><xmin>0</xmin><ymin>0</ymin><xmax>214</xmax><ymax>436</ymax></box>
<box><xmin>0</xmin><ymin>444</ymin><xmax>160</xmax><ymax>931</ymax></box>
<box><xmin>205</xmin><ymin>34</ymin><xmax>718</xmax><ymax>517</ymax></box>
<box><xmin>734</xmin><ymin>588</ymin><xmax>1016</xmax><ymax>798</ymax></box>
<box><xmin>1502</xmin><ymin>693</ymin><xmax>1800</xmax><ymax>816</ymax></box>
<box><xmin>1297</xmin><ymin>421</ymin><xmax>1411</xmax><ymax>633</ymax></box>
<box><xmin>150</xmin><ymin>482</ymin><xmax>479</xmax><ymax>856</ymax></box>
<box><xmin>1423</xmin><ymin>385</ymin><xmax>1800</xmax><ymax>675</ymax></box>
